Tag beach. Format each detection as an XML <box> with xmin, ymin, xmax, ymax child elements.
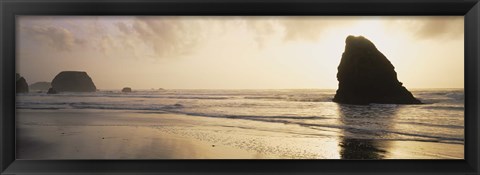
<box><xmin>16</xmin><ymin>104</ymin><xmax>463</xmax><ymax>159</ymax></box>
<box><xmin>15</xmin><ymin>16</ymin><xmax>465</xmax><ymax>160</ymax></box>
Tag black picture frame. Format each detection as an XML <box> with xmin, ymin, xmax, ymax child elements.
<box><xmin>1</xmin><ymin>0</ymin><xmax>479</xmax><ymax>174</ymax></box>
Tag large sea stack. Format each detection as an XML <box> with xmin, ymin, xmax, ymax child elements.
<box><xmin>51</xmin><ymin>71</ymin><xmax>96</xmax><ymax>92</ymax></box>
<box><xmin>16</xmin><ymin>73</ymin><xmax>29</xmax><ymax>93</ymax></box>
<box><xmin>333</xmin><ymin>35</ymin><xmax>421</xmax><ymax>105</ymax></box>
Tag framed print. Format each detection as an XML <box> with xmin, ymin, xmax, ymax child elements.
<box><xmin>1</xmin><ymin>0</ymin><xmax>479</xmax><ymax>174</ymax></box>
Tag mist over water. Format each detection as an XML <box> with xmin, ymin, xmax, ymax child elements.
<box><xmin>16</xmin><ymin>89</ymin><xmax>464</xmax><ymax>145</ymax></box>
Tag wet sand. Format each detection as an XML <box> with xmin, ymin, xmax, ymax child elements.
<box><xmin>16</xmin><ymin>109</ymin><xmax>464</xmax><ymax>159</ymax></box>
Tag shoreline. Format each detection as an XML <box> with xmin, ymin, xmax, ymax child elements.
<box><xmin>16</xmin><ymin>109</ymin><xmax>464</xmax><ymax>159</ymax></box>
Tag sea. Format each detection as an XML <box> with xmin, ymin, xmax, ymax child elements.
<box><xmin>16</xmin><ymin>89</ymin><xmax>464</xmax><ymax>145</ymax></box>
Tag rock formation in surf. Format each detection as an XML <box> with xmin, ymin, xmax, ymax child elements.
<box><xmin>51</xmin><ymin>71</ymin><xmax>96</xmax><ymax>92</ymax></box>
<box><xmin>47</xmin><ymin>88</ymin><xmax>58</xmax><ymax>94</ymax></box>
<box><xmin>121</xmin><ymin>87</ymin><xmax>132</xmax><ymax>92</ymax></box>
<box><xmin>30</xmin><ymin>82</ymin><xmax>51</xmax><ymax>91</ymax></box>
<box><xmin>16</xmin><ymin>73</ymin><xmax>29</xmax><ymax>93</ymax></box>
<box><xmin>333</xmin><ymin>35</ymin><xmax>421</xmax><ymax>105</ymax></box>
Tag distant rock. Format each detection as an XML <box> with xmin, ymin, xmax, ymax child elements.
<box><xmin>16</xmin><ymin>73</ymin><xmax>29</xmax><ymax>93</ymax></box>
<box><xmin>47</xmin><ymin>88</ymin><xmax>58</xmax><ymax>94</ymax></box>
<box><xmin>158</xmin><ymin>88</ymin><xmax>165</xmax><ymax>91</ymax></box>
<box><xmin>333</xmin><ymin>36</ymin><xmax>421</xmax><ymax>105</ymax></box>
<box><xmin>121</xmin><ymin>87</ymin><xmax>132</xmax><ymax>92</ymax></box>
<box><xmin>51</xmin><ymin>71</ymin><xmax>96</xmax><ymax>92</ymax></box>
<box><xmin>174</xmin><ymin>103</ymin><xmax>183</xmax><ymax>107</ymax></box>
<box><xmin>30</xmin><ymin>82</ymin><xmax>51</xmax><ymax>91</ymax></box>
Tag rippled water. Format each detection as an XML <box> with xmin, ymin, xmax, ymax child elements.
<box><xmin>16</xmin><ymin>89</ymin><xmax>464</xmax><ymax>145</ymax></box>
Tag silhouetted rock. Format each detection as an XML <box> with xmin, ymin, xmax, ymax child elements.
<box><xmin>51</xmin><ymin>71</ymin><xmax>96</xmax><ymax>92</ymax></box>
<box><xmin>16</xmin><ymin>73</ymin><xmax>29</xmax><ymax>93</ymax></box>
<box><xmin>333</xmin><ymin>36</ymin><xmax>421</xmax><ymax>105</ymax></box>
<box><xmin>47</xmin><ymin>88</ymin><xmax>58</xmax><ymax>94</ymax></box>
<box><xmin>30</xmin><ymin>82</ymin><xmax>51</xmax><ymax>91</ymax></box>
<box><xmin>121</xmin><ymin>87</ymin><xmax>132</xmax><ymax>92</ymax></box>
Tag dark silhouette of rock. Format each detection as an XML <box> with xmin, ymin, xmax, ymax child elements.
<box><xmin>16</xmin><ymin>73</ymin><xmax>29</xmax><ymax>93</ymax></box>
<box><xmin>121</xmin><ymin>87</ymin><xmax>132</xmax><ymax>92</ymax></box>
<box><xmin>333</xmin><ymin>35</ymin><xmax>421</xmax><ymax>105</ymax></box>
<box><xmin>47</xmin><ymin>88</ymin><xmax>58</xmax><ymax>94</ymax></box>
<box><xmin>51</xmin><ymin>71</ymin><xmax>96</xmax><ymax>92</ymax></box>
<box><xmin>30</xmin><ymin>82</ymin><xmax>51</xmax><ymax>91</ymax></box>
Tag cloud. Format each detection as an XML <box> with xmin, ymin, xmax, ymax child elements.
<box><xmin>118</xmin><ymin>17</ymin><xmax>207</xmax><ymax>59</ymax></box>
<box><xmin>281</xmin><ymin>18</ymin><xmax>327</xmax><ymax>41</ymax></box>
<box><xmin>19</xmin><ymin>16</ymin><xmax>463</xmax><ymax>62</ymax></box>
<box><xmin>240</xmin><ymin>17</ymin><xmax>351</xmax><ymax>47</ymax></box>
<box><xmin>414</xmin><ymin>17</ymin><xmax>463</xmax><ymax>40</ymax></box>
<box><xmin>277</xmin><ymin>17</ymin><xmax>355</xmax><ymax>42</ymax></box>
<box><xmin>115</xmin><ymin>22</ymin><xmax>131</xmax><ymax>34</ymax></box>
<box><xmin>99</xmin><ymin>35</ymin><xmax>115</xmax><ymax>56</ymax></box>
<box><xmin>241</xmin><ymin>17</ymin><xmax>326</xmax><ymax>43</ymax></box>
<box><xmin>22</xmin><ymin>25</ymin><xmax>85</xmax><ymax>52</ymax></box>
<box><xmin>243</xmin><ymin>18</ymin><xmax>278</xmax><ymax>48</ymax></box>
<box><xmin>385</xmin><ymin>17</ymin><xmax>463</xmax><ymax>40</ymax></box>
<box><xmin>19</xmin><ymin>16</ymin><xmax>351</xmax><ymax>60</ymax></box>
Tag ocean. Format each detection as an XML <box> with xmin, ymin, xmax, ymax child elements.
<box><xmin>16</xmin><ymin>89</ymin><xmax>464</xmax><ymax>146</ymax></box>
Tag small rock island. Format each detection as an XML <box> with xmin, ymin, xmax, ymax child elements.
<box><xmin>333</xmin><ymin>35</ymin><xmax>421</xmax><ymax>105</ymax></box>
<box><xmin>51</xmin><ymin>71</ymin><xmax>97</xmax><ymax>92</ymax></box>
<box><xmin>121</xmin><ymin>87</ymin><xmax>132</xmax><ymax>93</ymax></box>
<box><xmin>47</xmin><ymin>88</ymin><xmax>58</xmax><ymax>94</ymax></box>
<box><xmin>16</xmin><ymin>73</ymin><xmax>29</xmax><ymax>93</ymax></box>
<box><xmin>30</xmin><ymin>82</ymin><xmax>51</xmax><ymax>91</ymax></box>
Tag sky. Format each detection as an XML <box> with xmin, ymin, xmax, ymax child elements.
<box><xmin>16</xmin><ymin>16</ymin><xmax>464</xmax><ymax>90</ymax></box>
